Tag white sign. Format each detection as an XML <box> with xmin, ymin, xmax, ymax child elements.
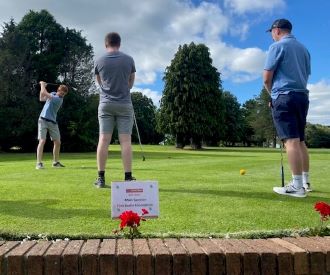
<box><xmin>111</xmin><ymin>181</ymin><xmax>159</xmax><ymax>219</ymax></box>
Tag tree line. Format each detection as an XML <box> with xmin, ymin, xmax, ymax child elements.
<box><xmin>0</xmin><ymin>10</ymin><xmax>329</xmax><ymax>152</ymax></box>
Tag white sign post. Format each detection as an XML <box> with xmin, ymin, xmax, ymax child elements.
<box><xmin>111</xmin><ymin>181</ymin><xmax>159</xmax><ymax>219</ymax></box>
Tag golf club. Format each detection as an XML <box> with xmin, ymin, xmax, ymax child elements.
<box><xmin>33</xmin><ymin>82</ymin><xmax>77</xmax><ymax>91</ymax></box>
<box><xmin>280</xmin><ymin>141</ymin><xmax>285</xmax><ymax>187</ymax></box>
<box><xmin>133</xmin><ymin>109</ymin><xmax>146</xmax><ymax>161</ymax></box>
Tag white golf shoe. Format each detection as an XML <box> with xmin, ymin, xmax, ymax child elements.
<box><xmin>273</xmin><ymin>183</ymin><xmax>307</xmax><ymax>198</ymax></box>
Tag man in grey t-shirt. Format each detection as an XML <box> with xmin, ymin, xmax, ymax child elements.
<box><xmin>94</xmin><ymin>32</ymin><xmax>136</xmax><ymax>188</ymax></box>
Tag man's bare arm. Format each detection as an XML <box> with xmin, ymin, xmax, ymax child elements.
<box><xmin>128</xmin><ymin>72</ymin><xmax>135</xmax><ymax>89</ymax></box>
<box><xmin>263</xmin><ymin>70</ymin><xmax>274</xmax><ymax>95</ymax></box>
<box><xmin>96</xmin><ymin>74</ymin><xmax>102</xmax><ymax>86</ymax></box>
<box><xmin>39</xmin><ymin>81</ymin><xmax>52</xmax><ymax>102</ymax></box>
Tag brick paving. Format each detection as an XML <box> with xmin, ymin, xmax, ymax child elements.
<box><xmin>0</xmin><ymin>237</ymin><xmax>329</xmax><ymax>274</ymax></box>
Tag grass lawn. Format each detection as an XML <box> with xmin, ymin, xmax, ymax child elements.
<box><xmin>0</xmin><ymin>145</ymin><xmax>329</xmax><ymax>239</ymax></box>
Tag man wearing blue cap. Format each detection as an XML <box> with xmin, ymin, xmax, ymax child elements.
<box><xmin>263</xmin><ymin>19</ymin><xmax>311</xmax><ymax>198</ymax></box>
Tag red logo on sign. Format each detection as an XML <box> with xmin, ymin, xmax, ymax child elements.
<box><xmin>126</xmin><ymin>188</ymin><xmax>143</xmax><ymax>193</ymax></box>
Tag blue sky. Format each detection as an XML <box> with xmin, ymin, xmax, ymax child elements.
<box><xmin>1</xmin><ymin>0</ymin><xmax>329</xmax><ymax>125</ymax></box>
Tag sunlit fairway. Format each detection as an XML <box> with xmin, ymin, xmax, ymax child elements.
<box><xmin>0</xmin><ymin>145</ymin><xmax>329</xmax><ymax>239</ymax></box>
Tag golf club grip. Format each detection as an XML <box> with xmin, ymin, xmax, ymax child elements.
<box><xmin>281</xmin><ymin>165</ymin><xmax>285</xmax><ymax>187</ymax></box>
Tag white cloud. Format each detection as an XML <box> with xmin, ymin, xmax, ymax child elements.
<box><xmin>224</xmin><ymin>0</ymin><xmax>285</xmax><ymax>14</ymax></box>
<box><xmin>307</xmin><ymin>80</ymin><xmax>330</xmax><ymax>125</ymax></box>
<box><xmin>209</xmin><ymin>42</ymin><xmax>266</xmax><ymax>82</ymax></box>
<box><xmin>133</xmin><ymin>87</ymin><xmax>162</xmax><ymax>107</ymax></box>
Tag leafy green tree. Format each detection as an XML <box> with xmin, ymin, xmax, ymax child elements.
<box><xmin>243</xmin><ymin>88</ymin><xmax>276</xmax><ymax>147</ymax></box>
<box><xmin>306</xmin><ymin>123</ymin><xmax>330</xmax><ymax>148</ymax></box>
<box><xmin>0</xmin><ymin>19</ymin><xmax>39</xmax><ymax>151</ymax></box>
<box><xmin>131</xmin><ymin>91</ymin><xmax>163</xmax><ymax>144</ymax></box>
<box><xmin>159</xmin><ymin>42</ymin><xmax>223</xmax><ymax>149</ymax></box>
<box><xmin>240</xmin><ymin>99</ymin><xmax>256</xmax><ymax>146</ymax></box>
<box><xmin>17</xmin><ymin>10</ymin><xmax>66</xmax><ymax>83</ymax></box>
<box><xmin>221</xmin><ymin>91</ymin><xmax>244</xmax><ymax>146</ymax></box>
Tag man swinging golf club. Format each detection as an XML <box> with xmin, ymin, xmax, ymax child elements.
<box><xmin>263</xmin><ymin>19</ymin><xmax>311</xmax><ymax>198</ymax></box>
<box><xmin>94</xmin><ymin>32</ymin><xmax>136</xmax><ymax>188</ymax></box>
<box><xmin>36</xmin><ymin>81</ymin><xmax>68</xmax><ymax>169</ymax></box>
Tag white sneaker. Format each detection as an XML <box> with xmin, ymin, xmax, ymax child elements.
<box><xmin>303</xmin><ymin>182</ymin><xmax>312</xmax><ymax>192</ymax></box>
<box><xmin>36</xmin><ymin>162</ymin><xmax>44</xmax><ymax>169</ymax></box>
<box><xmin>273</xmin><ymin>183</ymin><xmax>306</xmax><ymax>198</ymax></box>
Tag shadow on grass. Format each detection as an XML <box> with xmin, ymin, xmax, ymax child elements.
<box><xmin>159</xmin><ymin>187</ymin><xmax>330</xmax><ymax>203</ymax></box>
<box><xmin>0</xmin><ymin>199</ymin><xmax>108</xmax><ymax>220</ymax></box>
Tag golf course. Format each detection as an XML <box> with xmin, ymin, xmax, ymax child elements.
<box><xmin>0</xmin><ymin>145</ymin><xmax>329</xmax><ymax>240</ymax></box>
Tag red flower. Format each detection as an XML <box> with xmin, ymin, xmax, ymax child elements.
<box><xmin>142</xmin><ymin>208</ymin><xmax>149</xmax><ymax>215</ymax></box>
<box><xmin>119</xmin><ymin>211</ymin><xmax>141</xmax><ymax>229</ymax></box>
<box><xmin>314</xmin><ymin>201</ymin><xmax>330</xmax><ymax>220</ymax></box>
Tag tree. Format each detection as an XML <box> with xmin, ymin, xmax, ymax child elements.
<box><xmin>243</xmin><ymin>88</ymin><xmax>276</xmax><ymax>147</ymax></box>
<box><xmin>240</xmin><ymin>99</ymin><xmax>256</xmax><ymax>146</ymax></box>
<box><xmin>131</xmin><ymin>91</ymin><xmax>163</xmax><ymax>145</ymax></box>
<box><xmin>306</xmin><ymin>123</ymin><xmax>330</xmax><ymax>148</ymax></box>
<box><xmin>159</xmin><ymin>42</ymin><xmax>223</xmax><ymax>149</ymax></box>
<box><xmin>0</xmin><ymin>19</ymin><xmax>39</xmax><ymax>151</ymax></box>
<box><xmin>221</xmin><ymin>91</ymin><xmax>244</xmax><ymax>146</ymax></box>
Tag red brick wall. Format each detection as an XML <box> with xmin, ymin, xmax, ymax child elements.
<box><xmin>0</xmin><ymin>237</ymin><xmax>330</xmax><ymax>274</ymax></box>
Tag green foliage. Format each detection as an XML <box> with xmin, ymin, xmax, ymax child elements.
<box><xmin>221</xmin><ymin>91</ymin><xmax>243</xmax><ymax>146</ymax></box>
<box><xmin>159</xmin><ymin>42</ymin><xmax>224</xmax><ymax>149</ymax></box>
<box><xmin>17</xmin><ymin>10</ymin><xmax>66</xmax><ymax>82</ymax></box>
<box><xmin>59</xmin><ymin>93</ymin><xmax>98</xmax><ymax>152</ymax></box>
<box><xmin>306</xmin><ymin>123</ymin><xmax>330</xmax><ymax>148</ymax></box>
<box><xmin>0</xmin><ymin>19</ymin><xmax>39</xmax><ymax>151</ymax></box>
<box><xmin>131</xmin><ymin>91</ymin><xmax>163</xmax><ymax>144</ymax></box>
<box><xmin>242</xmin><ymin>88</ymin><xmax>276</xmax><ymax>146</ymax></box>
<box><xmin>240</xmin><ymin>99</ymin><xmax>256</xmax><ymax>146</ymax></box>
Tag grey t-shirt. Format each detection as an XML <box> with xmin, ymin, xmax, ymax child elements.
<box><xmin>94</xmin><ymin>51</ymin><xmax>136</xmax><ymax>104</ymax></box>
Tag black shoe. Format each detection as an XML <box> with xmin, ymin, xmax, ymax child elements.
<box><xmin>125</xmin><ymin>176</ymin><xmax>136</xmax><ymax>181</ymax></box>
<box><xmin>94</xmin><ymin>177</ymin><xmax>105</xmax><ymax>188</ymax></box>
<box><xmin>52</xmin><ymin>161</ymin><xmax>65</xmax><ymax>168</ymax></box>
<box><xmin>303</xmin><ymin>182</ymin><xmax>312</xmax><ymax>192</ymax></box>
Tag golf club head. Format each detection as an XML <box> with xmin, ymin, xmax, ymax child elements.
<box><xmin>142</xmin><ymin>156</ymin><xmax>146</xmax><ymax>161</ymax></box>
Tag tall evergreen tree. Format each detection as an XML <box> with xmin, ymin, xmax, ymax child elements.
<box><xmin>159</xmin><ymin>42</ymin><xmax>223</xmax><ymax>149</ymax></box>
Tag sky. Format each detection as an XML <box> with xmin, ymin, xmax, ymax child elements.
<box><xmin>0</xmin><ymin>0</ymin><xmax>329</xmax><ymax>125</ymax></box>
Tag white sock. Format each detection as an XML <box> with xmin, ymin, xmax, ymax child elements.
<box><xmin>302</xmin><ymin>172</ymin><xmax>309</xmax><ymax>185</ymax></box>
<box><xmin>292</xmin><ymin>175</ymin><xmax>303</xmax><ymax>189</ymax></box>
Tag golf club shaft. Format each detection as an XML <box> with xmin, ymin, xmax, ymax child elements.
<box><xmin>133</xmin><ymin>110</ymin><xmax>146</xmax><ymax>161</ymax></box>
<box><xmin>280</xmin><ymin>142</ymin><xmax>285</xmax><ymax>187</ymax></box>
<box><xmin>34</xmin><ymin>82</ymin><xmax>77</xmax><ymax>91</ymax></box>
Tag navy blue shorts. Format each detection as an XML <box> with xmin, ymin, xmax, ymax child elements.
<box><xmin>271</xmin><ymin>92</ymin><xmax>309</xmax><ymax>141</ymax></box>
